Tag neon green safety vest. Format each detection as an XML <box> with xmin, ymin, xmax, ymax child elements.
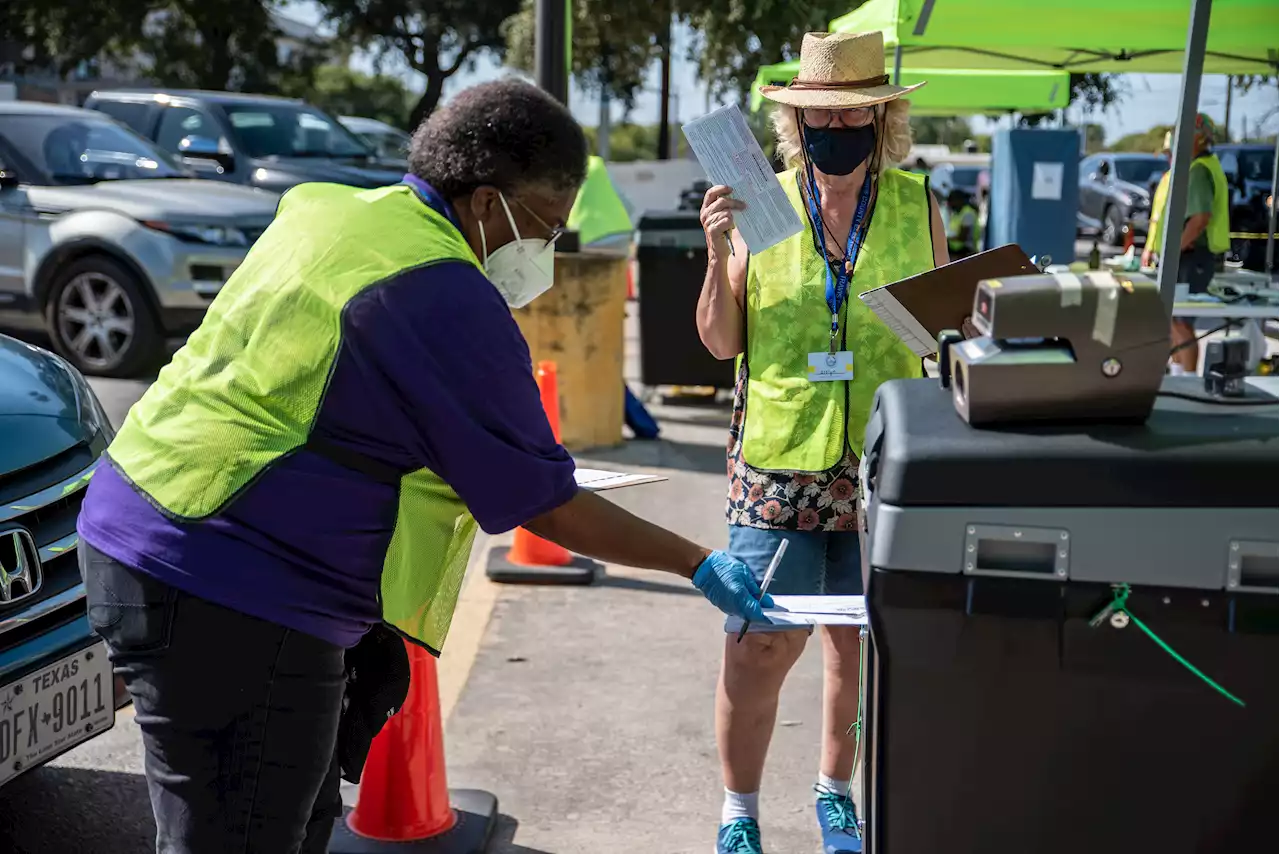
<box><xmin>105</xmin><ymin>182</ymin><xmax>481</xmax><ymax>653</ymax></box>
<box><xmin>1148</xmin><ymin>154</ymin><xmax>1231</xmax><ymax>256</ymax></box>
<box><xmin>567</xmin><ymin>155</ymin><xmax>633</xmax><ymax>247</ymax></box>
<box><xmin>739</xmin><ymin>168</ymin><xmax>933</xmax><ymax>471</ymax></box>
<box><xmin>947</xmin><ymin>204</ymin><xmax>979</xmax><ymax>254</ymax></box>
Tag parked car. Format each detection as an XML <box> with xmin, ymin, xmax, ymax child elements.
<box><xmin>0</xmin><ymin>101</ymin><xmax>279</xmax><ymax>377</ymax></box>
<box><xmin>0</xmin><ymin>332</ymin><xmax>130</xmax><ymax>789</ymax></box>
<box><xmin>338</xmin><ymin>115</ymin><xmax>411</xmax><ymax>171</ymax></box>
<box><xmin>85</xmin><ymin>90</ymin><xmax>405</xmax><ymax>194</ymax></box>
<box><xmin>929</xmin><ymin>161</ymin><xmax>988</xmax><ymax>206</ymax></box>
<box><xmin>1078</xmin><ymin>152</ymin><xmax>1168</xmax><ymax>245</ymax></box>
<box><xmin>1215</xmin><ymin>142</ymin><xmax>1276</xmax><ymax>271</ymax></box>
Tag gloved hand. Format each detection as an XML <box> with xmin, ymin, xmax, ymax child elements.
<box><xmin>692</xmin><ymin>550</ymin><xmax>775</xmax><ymax>622</ymax></box>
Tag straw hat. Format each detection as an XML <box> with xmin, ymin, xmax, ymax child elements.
<box><xmin>759</xmin><ymin>31</ymin><xmax>925</xmax><ymax>110</ymax></box>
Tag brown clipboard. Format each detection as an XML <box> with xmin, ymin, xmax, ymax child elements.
<box><xmin>857</xmin><ymin>244</ymin><xmax>1036</xmax><ymax>356</ymax></box>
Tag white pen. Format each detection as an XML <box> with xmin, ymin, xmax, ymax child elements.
<box><xmin>736</xmin><ymin>539</ymin><xmax>788</xmax><ymax>643</ymax></box>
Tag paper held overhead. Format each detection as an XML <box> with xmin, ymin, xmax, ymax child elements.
<box><xmin>573</xmin><ymin>467</ymin><xmax>667</xmax><ymax>492</ymax></box>
<box><xmin>681</xmin><ymin>105</ymin><xmax>804</xmax><ymax>254</ymax></box>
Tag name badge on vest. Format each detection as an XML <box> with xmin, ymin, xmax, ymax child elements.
<box><xmin>808</xmin><ymin>350</ymin><xmax>854</xmax><ymax>382</ymax></box>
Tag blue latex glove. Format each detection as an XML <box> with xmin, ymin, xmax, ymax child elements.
<box><xmin>692</xmin><ymin>550</ymin><xmax>775</xmax><ymax>622</ymax></box>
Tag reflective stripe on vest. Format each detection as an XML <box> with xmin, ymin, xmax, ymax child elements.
<box><xmin>104</xmin><ymin>182</ymin><xmax>481</xmax><ymax>653</ymax></box>
<box><xmin>739</xmin><ymin>168</ymin><xmax>933</xmax><ymax>471</ymax></box>
<box><xmin>568</xmin><ymin>155</ymin><xmax>633</xmax><ymax>247</ymax></box>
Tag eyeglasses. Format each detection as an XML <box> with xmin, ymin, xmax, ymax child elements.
<box><xmin>513</xmin><ymin>197</ymin><xmax>566</xmax><ymax>247</ymax></box>
<box><xmin>802</xmin><ymin>107</ymin><xmax>875</xmax><ymax>129</ymax></box>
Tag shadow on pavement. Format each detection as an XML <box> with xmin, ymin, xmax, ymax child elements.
<box><xmin>595</xmin><ymin>573</ymin><xmax>701</xmax><ymax>597</ymax></box>
<box><xmin>489</xmin><ymin>814</ymin><xmax>557</xmax><ymax>854</ymax></box>
<box><xmin>0</xmin><ymin>765</ymin><xmax>156</xmax><ymax>853</ymax></box>
<box><xmin>578</xmin><ymin>438</ymin><xmax>728</xmax><ymax>477</ymax></box>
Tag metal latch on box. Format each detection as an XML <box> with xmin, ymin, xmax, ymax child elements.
<box><xmin>963</xmin><ymin>524</ymin><xmax>1070</xmax><ymax>580</ymax></box>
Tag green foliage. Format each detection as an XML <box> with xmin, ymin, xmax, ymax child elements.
<box><xmin>505</xmin><ymin>0</ymin><xmax>671</xmax><ymax>108</ymax></box>
<box><xmin>279</xmin><ymin>65</ymin><xmax>414</xmax><ymax>129</ymax></box>
<box><xmin>910</xmin><ymin>116</ymin><xmax>975</xmax><ymax>149</ymax></box>
<box><xmin>317</xmin><ymin>0</ymin><xmax>521</xmax><ymax>128</ymax></box>
<box><xmin>583</xmin><ymin>122</ymin><xmax>690</xmax><ymax>161</ymax></box>
<box><xmin>0</xmin><ymin>0</ymin><xmax>147</xmax><ymax>78</ymax></box>
<box><xmin>1110</xmin><ymin>124</ymin><xmax>1175</xmax><ymax>154</ymax></box>
<box><xmin>1079</xmin><ymin>123</ymin><xmax>1107</xmax><ymax>155</ymax></box>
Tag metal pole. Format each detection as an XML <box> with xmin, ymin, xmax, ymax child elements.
<box><xmin>1267</xmin><ymin>144</ymin><xmax>1278</xmax><ymax>275</ymax></box>
<box><xmin>1156</xmin><ymin>0</ymin><xmax>1213</xmax><ymax>318</ymax></box>
<box><xmin>535</xmin><ymin>0</ymin><xmax>568</xmax><ymax>104</ymax></box>
<box><xmin>892</xmin><ymin>45</ymin><xmax>903</xmax><ymax>85</ymax></box>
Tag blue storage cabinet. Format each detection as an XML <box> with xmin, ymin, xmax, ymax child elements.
<box><xmin>988</xmin><ymin>129</ymin><xmax>1079</xmax><ymax>265</ymax></box>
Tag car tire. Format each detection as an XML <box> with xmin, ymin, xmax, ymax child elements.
<box><xmin>44</xmin><ymin>255</ymin><xmax>164</xmax><ymax>378</ymax></box>
<box><xmin>1101</xmin><ymin>205</ymin><xmax>1124</xmax><ymax>246</ymax></box>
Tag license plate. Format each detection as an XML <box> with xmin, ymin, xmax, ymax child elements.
<box><xmin>0</xmin><ymin>643</ymin><xmax>115</xmax><ymax>785</ymax></box>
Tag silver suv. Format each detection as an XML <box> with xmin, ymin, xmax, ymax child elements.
<box><xmin>0</xmin><ymin>102</ymin><xmax>278</xmax><ymax>377</ymax></box>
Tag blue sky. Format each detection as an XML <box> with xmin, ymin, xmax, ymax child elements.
<box><xmin>286</xmin><ymin>3</ymin><xmax>1278</xmax><ymax>145</ymax></box>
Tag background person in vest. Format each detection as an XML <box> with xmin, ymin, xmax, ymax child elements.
<box><xmin>1141</xmin><ymin>131</ymin><xmax>1174</xmax><ymax>270</ymax></box>
<box><xmin>696</xmin><ymin>31</ymin><xmax>948</xmax><ymax>854</ymax></box>
<box><xmin>75</xmin><ymin>79</ymin><xmax>770</xmax><ymax>854</ymax></box>
<box><xmin>945</xmin><ymin>186</ymin><xmax>979</xmax><ymax>259</ymax></box>
<box><xmin>1142</xmin><ymin>114</ymin><xmax>1231</xmax><ymax>374</ymax></box>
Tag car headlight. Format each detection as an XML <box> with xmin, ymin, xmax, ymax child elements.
<box><xmin>143</xmin><ymin>220</ymin><xmax>250</xmax><ymax>247</ymax></box>
<box><xmin>49</xmin><ymin>352</ymin><xmax>113</xmax><ymax>440</ymax></box>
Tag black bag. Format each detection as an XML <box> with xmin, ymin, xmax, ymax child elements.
<box><xmin>336</xmin><ymin>623</ymin><xmax>410</xmax><ymax>784</ymax></box>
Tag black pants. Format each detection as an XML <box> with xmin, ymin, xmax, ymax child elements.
<box><xmin>80</xmin><ymin>544</ymin><xmax>346</xmax><ymax>854</ymax></box>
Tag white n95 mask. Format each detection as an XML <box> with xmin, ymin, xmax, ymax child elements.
<box><xmin>479</xmin><ymin>193</ymin><xmax>556</xmax><ymax>308</ymax></box>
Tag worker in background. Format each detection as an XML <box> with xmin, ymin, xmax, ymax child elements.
<box><xmin>75</xmin><ymin>79</ymin><xmax>769</xmax><ymax>854</ymax></box>
<box><xmin>945</xmin><ymin>187</ymin><xmax>980</xmax><ymax>259</ymax></box>
<box><xmin>567</xmin><ymin>154</ymin><xmax>634</xmax><ymax>249</ymax></box>
<box><xmin>1143</xmin><ymin>114</ymin><xmax>1231</xmax><ymax>374</ymax></box>
<box><xmin>1141</xmin><ymin>131</ymin><xmax>1173</xmax><ymax>270</ymax></box>
<box><xmin>697</xmin><ymin>30</ymin><xmax>949</xmax><ymax>854</ymax></box>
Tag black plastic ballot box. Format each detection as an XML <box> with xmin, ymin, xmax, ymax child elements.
<box><xmin>857</xmin><ymin>377</ymin><xmax>1278</xmax><ymax>854</ymax></box>
<box><xmin>634</xmin><ymin>211</ymin><xmax>735</xmax><ymax>389</ymax></box>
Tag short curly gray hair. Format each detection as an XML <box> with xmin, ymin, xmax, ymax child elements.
<box><xmin>409</xmin><ymin>79</ymin><xmax>589</xmax><ymax>200</ymax></box>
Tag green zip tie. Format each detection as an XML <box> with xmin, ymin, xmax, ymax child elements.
<box><xmin>1091</xmin><ymin>583</ymin><xmax>1245</xmax><ymax>708</ymax></box>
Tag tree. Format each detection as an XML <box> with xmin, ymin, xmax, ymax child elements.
<box><xmin>280</xmin><ymin>65</ymin><xmax>414</xmax><ymax>129</ymax></box>
<box><xmin>1111</xmin><ymin>124</ymin><xmax>1174</xmax><ymax>154</ymax></box>
<box><xmin>1079</xmin><ymin>123</ymin><xmax>1106</xmax><ymax>155</ymax></box>
<box><xmin>0</xmin><ymin>0</ymin><xmax>149</xmax><ymax>79</ymax></box>
<box><xmin>139</xmin><ymin>0</ymin><xmax>314</xmax><ymax>92</ymax></box>
<box><xmin>505</xmin><ymin>0</ymin><xmax>672</xmax><ymax>109</ymax></box>
<box><xmin>317</xmin><ymin>0</ymin><xmax>521</xmax><ymax>129</ymax></box>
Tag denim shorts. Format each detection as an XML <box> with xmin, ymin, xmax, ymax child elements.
<box><xmin>723</xmin><ymin>525</ymin><xmax>863</xmax><ymax>634</ymax></box>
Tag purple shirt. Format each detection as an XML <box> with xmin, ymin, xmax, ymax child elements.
<box><xmin>78</xmin><ymin>181</ymin><xmax>577</xmax><ymax>648</ymax></box>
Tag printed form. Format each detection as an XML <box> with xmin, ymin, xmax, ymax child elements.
<box><xmin>681</xmin><ymin>105</ymin><xmax>804</xmax><ymax>254</ymax></box>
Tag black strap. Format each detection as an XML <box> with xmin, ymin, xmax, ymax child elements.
<box><xmin>304</xmin><ymin>435</ymin><xmax>403</xmax><ymax>486</ymax></box>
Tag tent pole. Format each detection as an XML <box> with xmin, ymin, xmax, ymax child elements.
<box><xmin>892</xmin><ymin>45</ymin><xmax>902</xmax><ymax>85</ymax></box>
<box><xmin>1157</xmin><ymin>0</ymin><xmax>1213</xmax><ymax>318</ymax></box>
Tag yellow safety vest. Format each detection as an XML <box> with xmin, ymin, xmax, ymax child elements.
<box><xmin>739</xmin><ymin>168</ymin><xmax>933</xmax><ymax>471</ymax></box>
<box><xmin>567</xmin><ymin>155</ymin><xmax>633</xmax><ymax>247</ymax></box>
<box><xmin>1148</xmin><ymin>154</ymin><xmax>1231</xmax><ymax>256</ymax></box>
<box><xmin>106</xmin><ymin>183</ymin><xmax>481</xmax><ymax>653</ymax></box>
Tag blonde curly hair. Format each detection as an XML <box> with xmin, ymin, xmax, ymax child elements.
<box><xmin>771</xmin><ymin>100</ymin><xmax>914</xmax><ymax>174</ymax></box>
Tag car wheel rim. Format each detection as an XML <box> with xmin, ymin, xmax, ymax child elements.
<box><xmin>1102</xmin><ymin>216</ymin><xmax>1117</xmax><ymax>244</ymax></box>
<box><xmin>57</xmin><ymin>272</ymin><xmax>135</xmax><ymax>370</ymax></box>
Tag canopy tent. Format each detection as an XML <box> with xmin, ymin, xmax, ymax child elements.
<box><xmin>825</xmin><ymin>0</ymin><xmax>1277</xmax><ymax>321</ymax></box>
<box><xmin>830</xmin><ymin>0</ymin><xmax>1278</xmax><ymax>76</ymax></box>
<box><xmin>748</xmin><ymin>64</ymin><xmax>1070</xmax><ymax>115</ymax></box>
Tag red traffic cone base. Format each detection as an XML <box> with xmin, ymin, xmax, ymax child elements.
<box><xmin>329</xmin><ymin>642</ymin><xmax>497</xmax><ymax>853</ymax></box>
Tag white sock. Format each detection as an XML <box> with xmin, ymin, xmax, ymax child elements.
<box><xmin>817</xmin><ymin>773</ymin><xmax>850</xmax><ymax>799</ymax></box>
<box><xmin>721</xmin><ymin>789</ymin><xmax>760</xmax><ymax>825</ymax></box>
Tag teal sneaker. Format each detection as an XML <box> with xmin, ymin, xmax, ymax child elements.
<box><xmin>815</xmin><ymin>785</ymin><xmax>862</xmax><ymax>853</ymax></box>
<box><xmin>716</xmin><ymin>817</ymin><xmax>764</xmax><ymax>853</ymax></box>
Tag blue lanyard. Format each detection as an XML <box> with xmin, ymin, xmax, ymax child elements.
<box><xmin>804</xmin><ymin>165</ymin><xmax>873</xmax><ymax>351</ymax></box>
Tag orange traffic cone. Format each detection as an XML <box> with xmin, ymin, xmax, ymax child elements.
<box><xmin>627</xmin><ymin>260</ymin><xmax>637</xmax><ymax>301</ymax></box>
<box><xmin>486</xmin><ymin>361</ymin><xmax>598</xmax><ymax>585</ymax></box>
<box><xmin>329</xmin><ymin>640</ymin><xmax>497</xmax><ymax>853</ymax></box>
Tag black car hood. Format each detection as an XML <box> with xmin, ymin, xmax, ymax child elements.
<box><xmin>0</xmin><ymin>336</ymin><xmax>87</xmax><ymax>472</ymax></box>
<box><xmin>250</xmin><ymin>157</ymin><xmax>404</xmax><ymax>191</ymax></box>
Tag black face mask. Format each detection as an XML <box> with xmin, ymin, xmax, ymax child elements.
<box><xmin>803</xmin><ymin>123</ymin><xmax>877</xmax><ymax>176</ymax></box>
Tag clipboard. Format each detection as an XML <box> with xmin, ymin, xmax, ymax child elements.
<box><xmin>858</xmin><ymin>244</ymin><xmax>1036</xmax><ymax>357</ymax></box>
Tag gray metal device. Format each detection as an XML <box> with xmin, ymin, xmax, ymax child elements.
<box><xmin>940</xmin><ymin>272</ymin><xmax>1170</xmax><ymax>426</ymax></box>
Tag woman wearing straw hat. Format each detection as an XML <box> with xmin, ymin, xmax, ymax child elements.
<box><xmin>696</xmin><ymin>31</ymin><xmax>948</xmax><ymax>854</ymax></box>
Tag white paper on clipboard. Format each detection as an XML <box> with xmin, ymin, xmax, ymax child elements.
<box><xmin>573</xmin><ymin>467</ymin><xmax>667</xmax><ymax>492</ymax></box>
<box><xmin>681</xmin><ymin>105</ymin><xmax>804</xmax><ymax>254</ymax></box>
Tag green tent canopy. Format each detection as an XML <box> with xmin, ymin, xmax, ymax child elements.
<box><xmin>830</xmin><ymin>0</ymin><xmax>1278</xmax><ymax>75</ymax></box>
<box><xmin>749</xmin><ymin>63</ymin><xmax>1070</xmax><ymax>115</ymax></box>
